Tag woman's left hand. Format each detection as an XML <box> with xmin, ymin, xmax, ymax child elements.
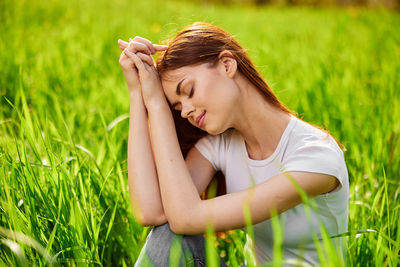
<box><xmin>121</xmin><ymin>39</ymin><xmax>167</xmax><ymax>108</ymax></box>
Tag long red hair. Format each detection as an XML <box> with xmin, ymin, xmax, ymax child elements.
<box><xmin>155</xmin><ymin>22</ymin><xmax>297</xmax><ymax>196</ymax></box>
<box><xmin>156</xmin><ymin>22</ymin><xmax>293</xmax><ymax>158</ymax></box>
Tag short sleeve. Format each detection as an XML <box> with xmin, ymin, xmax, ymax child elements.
<box><xmin>194</xmin><ymin>135</ymin><xmax>222</xmax><ymax>171</ymax></box>
<box><xmin>282</xmin><ymin>137</ymin><xmax>348</xmax><ymax>193</ymax></box>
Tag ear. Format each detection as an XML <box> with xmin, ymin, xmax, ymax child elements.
<box><xmin>218</xmin><ymin>50</ymin><xmax>237</xmax><ymax>78</ymax></box>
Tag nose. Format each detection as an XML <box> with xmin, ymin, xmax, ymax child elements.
<box><xmin>180</xmin><ymin>100</ymin><xmax>195</xmax><ymax>119</ymax></box>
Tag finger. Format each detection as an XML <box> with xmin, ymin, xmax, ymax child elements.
<box><xmin>136</xmin><ymin>52</ymin><xmax>155</xmax><ymax>68</ymax></box>
<box><xmin>119</xmin><ymin>50</ymin><xmax>128</xmax><ymax>62</ymax></box>
<box><xmin>130</xmin><ymin>52</ymin><xmax>153</xmax><ymax>72</ymax></box>
<box><xmin>128</xmin><ymin>39</ymin><xmax>151</xmax><ymax>55</ymax></box>
<box><xmin>118</xmin><ymin>39</ymin><xmax>129</xmax><ymax>48</ymax></box>
<box><xmin>130</xmin><ymin>37</ymin><xmax>154</xmax><ymax>55</ymax></box>
<box><xmin>120</xmin><ymin>37</ymin><xmax>166</xmax><ymax>54</ymax></box>
<box><xmin>124</xmin><ymin>49</ymin><xmax>148</xmax><ymax>75</ymax></box>
<box><xmin>153</xmin><ymin>44</ymin><xmax>168</xmax><ymax>51</ymax></box>
<box><xmin>133</xmin><ymin>36</ymin><xmax>156</xmax><ymax>54</ymax></box>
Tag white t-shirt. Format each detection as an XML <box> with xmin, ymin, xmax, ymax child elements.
<box><xmin>195</xmin><ymin>114</ymin><xmax>349</xmax><ymax>265</ymax></box>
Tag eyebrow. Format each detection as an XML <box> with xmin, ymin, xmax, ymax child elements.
<box><xmin>176</xmin><ymin>79</ymin><xmax>185</xmax><ymax>95</ymax></box>
<box><xmin>171</xmin><ymin>79</ymin><xmax>185</xmax><ymax>109</ymax></box>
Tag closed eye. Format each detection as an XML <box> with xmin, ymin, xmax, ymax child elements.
<box><xmin>189</xmin><ymin>87</ymin><xmax>194</xmax><ymax>98</ymax></box>
<box><xmin>171</xmin><ymin>86</ymin><xmax>194</xmax><ymax>111</ymax></box>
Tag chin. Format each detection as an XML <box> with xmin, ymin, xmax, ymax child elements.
<box><xmin>205</xmin><ymin>125</ymin><xmax>227</xmax><ymax>136</ymax></box>
<box><xmin>202</xmin><ymin>117</ymin><xmax>231</xmax><ymax>136</ymax></box>
<box><xmin>206</xmin><ymin>130</ymin><xmax>218</xmax><ymax>136</ymax></box>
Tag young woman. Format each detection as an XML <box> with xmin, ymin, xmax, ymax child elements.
<box><xmin>118</xmin><ymin>22</ymin><xmax>349</xmax><ymax>266</ymax></box>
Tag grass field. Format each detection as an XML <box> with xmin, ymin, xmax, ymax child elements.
<box><xmin>1</xmin><ymin>0</ymin><xmax>400</xmax><ymax>266</ymax></box>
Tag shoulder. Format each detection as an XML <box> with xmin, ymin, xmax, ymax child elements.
<box><xmin>282</xmin><ymin>116</ymin><xmax>348</xmax><ymax>193</ymax></box>
<box><xmin>194</xmin><ymin>129</ymin><xmax>237</xmax><ymax>171</ymax></box>
<box><xmin>287</xmin><ymin>116</ymin><xmax>344</xmax><ymax>156</ymax></box>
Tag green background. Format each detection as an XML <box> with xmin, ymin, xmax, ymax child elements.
<box><xmin>1</xmin><ymin>0</ymin><xmax>399</xmax><ymax>266</ymax></box>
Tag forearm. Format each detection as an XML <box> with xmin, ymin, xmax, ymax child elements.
<box><xmin>146</xmin><ymin>98</ymin><xmax>203</xmax><ymax>229</ymax></box>
<box><xmin>127</xmin><ymin>90</ymin><xmax>166</xmax><ymax>226</ymax></box>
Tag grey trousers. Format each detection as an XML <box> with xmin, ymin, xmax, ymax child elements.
<box><xmin>134</xmin><ymin>223</ymin><xmax>229</xmax><ymax>267</ymax></box>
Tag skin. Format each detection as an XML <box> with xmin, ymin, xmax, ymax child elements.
<box><xmin>118</xmin><ymin>37</ymin><xmax>167</xmax><ymax>226</ymax></box>
<box><xmin>118</xmin><ymin>37</ymin><xmax>340</xmax><ymax>234</ymax></box>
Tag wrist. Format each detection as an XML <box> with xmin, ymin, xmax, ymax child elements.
<box><xmin>129</xmin><ymin>89</ymin><xmax>142</xmax><ymax>100</ymax></box>
<box><xmin>145</xmin><ymin>95</ymin><xmax>169</xmax><ymax>113</ymax></box>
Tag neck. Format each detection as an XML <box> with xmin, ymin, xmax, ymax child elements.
<box><xmin>231</xmin><ymin>77</ymin><xmax>291</xmax><ymax>161</ymax></box>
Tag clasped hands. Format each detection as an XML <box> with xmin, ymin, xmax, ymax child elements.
<box><xmin>118</xmin><ymin>36</ymin><xmax>167</xmax><ymax>107</ymax></box>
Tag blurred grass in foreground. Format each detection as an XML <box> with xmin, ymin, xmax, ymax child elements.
<box><xmin>1</xmin><ymin>0</ymin><xmax>399</xmax><ymax>266</ymax></box>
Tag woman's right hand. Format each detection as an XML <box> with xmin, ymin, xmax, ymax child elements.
<box><xmin>118</xmin><ymin>36</ymin><xmax>167</xmax><ymax>94</ymax></box>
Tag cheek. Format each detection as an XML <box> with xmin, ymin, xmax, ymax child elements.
<box><xmin>215</xmin><ymin>83</ymin><xmax>240</xmax><ymax>108</ymax></box>
<box><xmin>210</xmin><ymin>87</ymin><xmax>239</xmax><ymax>125</ymax></box>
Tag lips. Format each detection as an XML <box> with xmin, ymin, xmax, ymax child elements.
<box><xmin>195</xmin><ymin>111</ymin><xmax>206</xmax><ymax>127</ymax></box>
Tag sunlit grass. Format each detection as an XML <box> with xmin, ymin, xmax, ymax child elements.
<box><xmin>1</xmin><ymin>0</ymin><xmax>399</xmax><ymax>265</ymax></box>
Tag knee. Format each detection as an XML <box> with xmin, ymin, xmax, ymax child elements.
<box><xmin>181</xmin><ymin>233</ymin><xmax>205</xmax><ymax>255</ymax></box>
<box><xmin>146</xmin><ymin>222</ymin><xmax>205</xmax><ymax>258</ymax></box>
<box><xmin>151</xmin><ymin>223</ymin><xmax>174</xmax><ymax>237</ymax></box>
<box><xmin>148</xmin><ymin>223</ymin><xmax>204</xmax><ymax>249</ymax></box>
<box><xmin>137</xmin><ymin>223</ymin><xmax>224</xmax><ymax>267</ymax></box>
<box><xmin>146</xmin><ymin>222</ymin><xmax>176</xmax><ymax>248</ymax></box>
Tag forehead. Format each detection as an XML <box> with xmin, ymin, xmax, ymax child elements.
<box><xmin>161</xmin><ymin>65</ymin><xmax>197</xmax><ymax>89</ymax></box>
<box><xmin>161</xmin><ymin>63</ymin><xmax>213</xmax><ymax>93</ymax></box>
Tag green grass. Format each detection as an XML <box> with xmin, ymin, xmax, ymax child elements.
<box><xmin>1</xmin><ymin>0</ymin><xmax>399</xmax><ymax>266</ymax></box>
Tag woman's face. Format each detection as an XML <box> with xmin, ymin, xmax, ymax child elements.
<box><xmin>161</xmin><ymin>61</ymin><xmax>240</xmax><ymax>135</ymax></box>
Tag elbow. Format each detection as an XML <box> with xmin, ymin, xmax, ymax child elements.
<box><xmin>168</xmin><ymin>219</ymin><xmax>184</xmax><ymax>234</ymax></box>
<box><xmin>168</xmin><ymin>220</ymin><xmax>188</xmax><ymax>235</ymax></box>
<box><xmin>168</xmin><ymin>202</ymin><xmax>206</xmax><ymax>235</ymax></box>
<box><xmin>134</xmin><ymin>210</ymin><xmax>167</xmax><ymax>227</ymax></box>
<box><xmin>168</xmin><ymin>213</ymin><xmax>203</xmax><ymax>235</ymax></box>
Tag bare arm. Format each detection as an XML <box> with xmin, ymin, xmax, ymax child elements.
<box><xmin>120</xmin><ymin>38</ymin><xmax>216</xmax><ymax>226</ymax></box>
<box><xmin>127</xmin><ymin>89</ymin><xmax>166</xmax><ymax>226</ymax></box>
<box><xmin>146</xmin><ymin>100</ymin><xmax>339</xmax><ymax>235</ymax></box>
<box><xmin>127</xmin><ymin>91</ymin><xmax>215</xmax><ymax>226</ymax></box>
<box><xmin>119</xmin><ymin>38</ymin><xmax>167</xmax><ymax>226</ymax></box>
